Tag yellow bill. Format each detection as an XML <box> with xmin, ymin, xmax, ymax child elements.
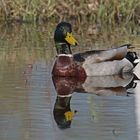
<box><xmin>64</xmin><ymin>111</ymin><xmax>75</xmax><ymax>121</ymax></box>
<box><xmin>65</xmin><ymin>32</ymin><xmax>78</xmax><ymax>46</ymax></box>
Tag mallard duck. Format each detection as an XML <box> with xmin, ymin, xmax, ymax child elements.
<box><xmin>52</xmin><ymin>22</ymin><xmax>140</xmax><ymax>77</ymax></box>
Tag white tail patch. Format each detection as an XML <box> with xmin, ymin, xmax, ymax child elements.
<box><xmin>134</xmin><ymin>58</ymin><xmax>140</xmax><ymax>64</ymax></box>
<box><xmin>134</xmin><ymin>62</ymin><xmax>140</xmax><ymax>79</ymax></box>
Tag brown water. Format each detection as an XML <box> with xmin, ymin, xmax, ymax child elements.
<box><xmin>0</xmin><ymin>23</ymin><xmax>140</xmax><ymax>140</ymax></box>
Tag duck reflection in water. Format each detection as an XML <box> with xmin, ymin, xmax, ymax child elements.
<box><xmin>52</xmin><ymin>76</ymin><xmax>80</xmax><ymax>129</ymax></box>
<box><xmin>52</xmin><ymin>73</ymin><xmax>139</xmax><ymax>129</ymax></box>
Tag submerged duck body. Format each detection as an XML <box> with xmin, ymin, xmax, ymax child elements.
<box><xmin>52</xmin><ymin>73</ymin><xmax>137</xmax><ymax>97</ymax></box>
<box><xmin>52</xmin><ymin>22</ymin><xmax>140</xmax><ymax>77</ymax></box>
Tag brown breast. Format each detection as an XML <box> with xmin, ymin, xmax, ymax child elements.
<box><xmin>52</xmin><ymin>55</ymin><xmax>87</xmax><ymax>79</ymax></box>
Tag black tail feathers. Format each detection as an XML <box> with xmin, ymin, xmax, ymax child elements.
<box><xmin>120</xmin><ymin>43</ymin><xmax>132</xmax><ymax>48</ymax></box>
<box><xmin>125</xmin><ymin>51</ymin><xmax>139</xmax><ymax>67</ymax></box>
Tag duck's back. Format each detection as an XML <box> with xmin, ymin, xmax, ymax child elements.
<box><xmin>74</xmin><ymin>44</ymin><xmax>128</xmax><ymax>63</ymax></box>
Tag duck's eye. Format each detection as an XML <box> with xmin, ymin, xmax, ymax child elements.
<box><xmin>60</xmin><ymin>26</ymin><xmax>69</xmax><ymax>36</ymax></box>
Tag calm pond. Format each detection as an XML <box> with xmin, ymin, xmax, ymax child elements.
<box><xmin>0</xmin><ymin>23</ymin><xmax>140</xmax><ymax>140</ymax></box>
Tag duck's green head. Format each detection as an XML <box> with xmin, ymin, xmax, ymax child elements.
<box><xmin>54</xmin><ymin>22</ymin><xmax>78</xmax><ymax>54</ymax></box>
